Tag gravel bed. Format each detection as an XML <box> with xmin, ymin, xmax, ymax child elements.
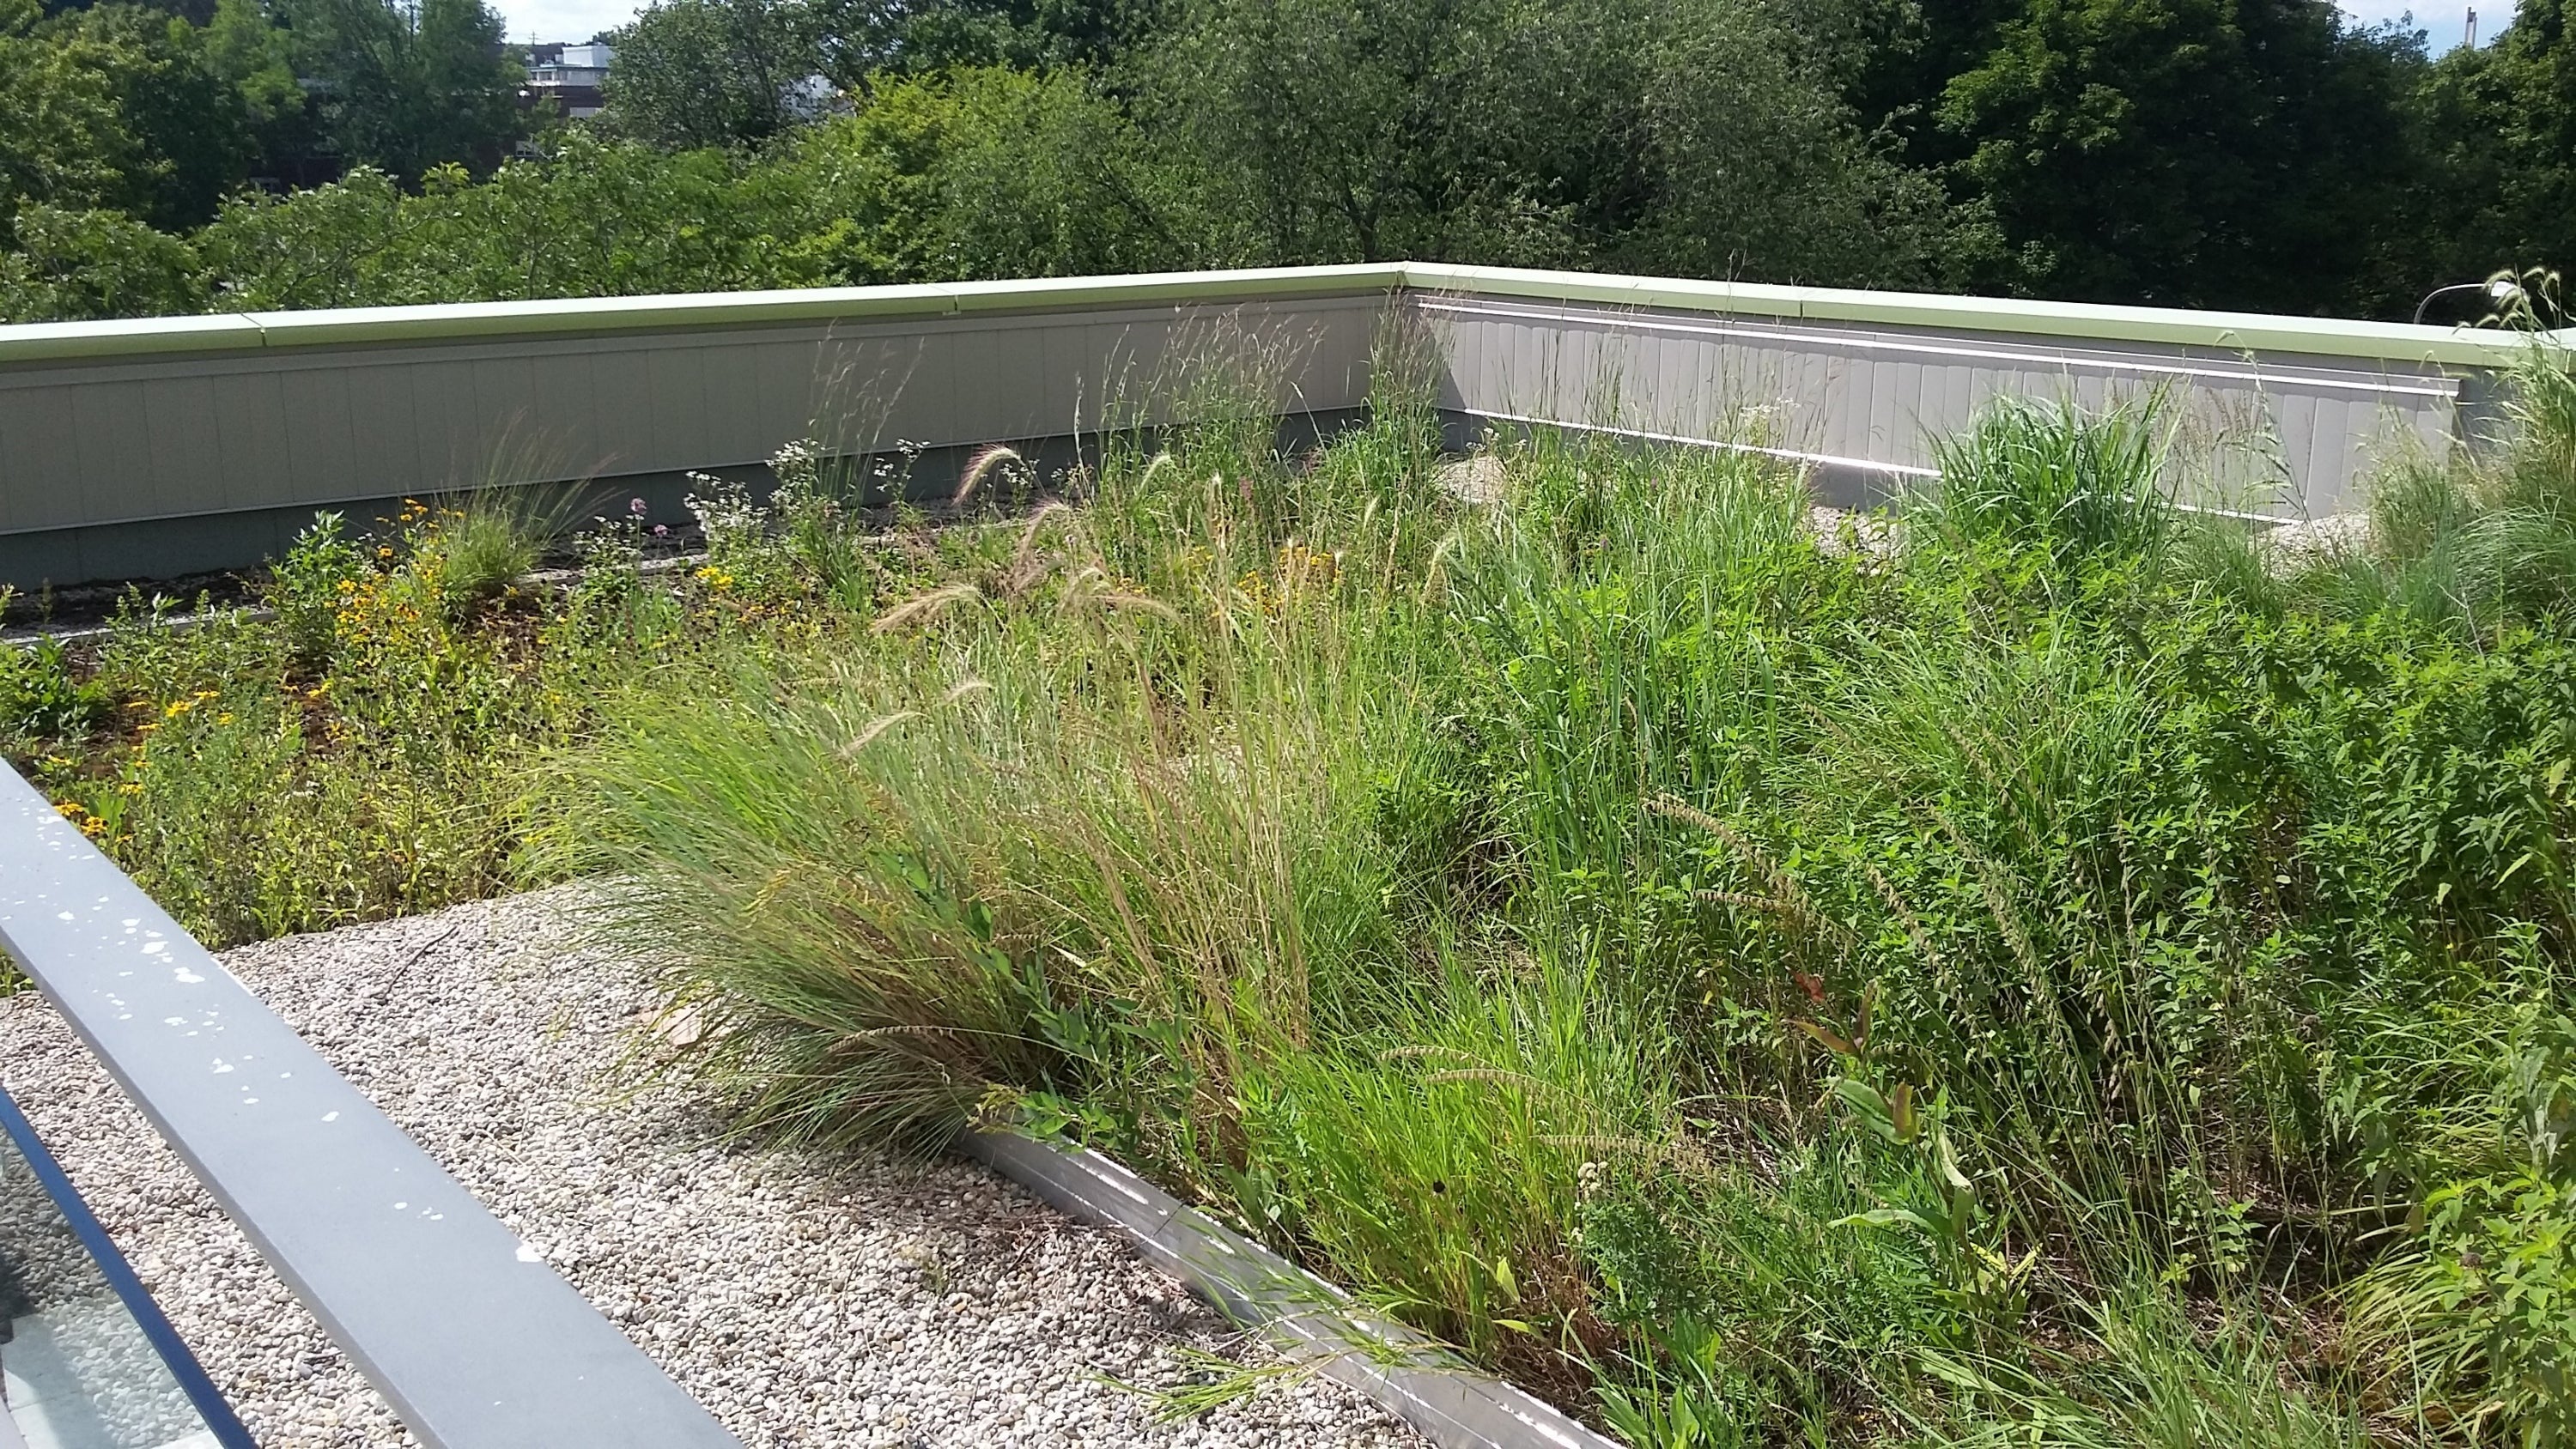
<box><xmin>0</xmin><ymin>888</ymin><xmax>1428</xmax><ymax>1449</ymax></box>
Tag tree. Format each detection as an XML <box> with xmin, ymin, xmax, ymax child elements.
<box><xmin>0</xmin><ymin>0</ymin><xmax>147</xmax><ymax>221</ymax></box>
<box><xmin>277</xmin><ymin>0</ymin><xmax>521</xmax><ymax>179</ymax></box>
<box><xmin>39</xmin><ymin>3</ymin><xmax>254</xmax><ymax>227</ymax></box>
<box><xmin>604</xmin><ymin>0</ymin><xmax>828</xmax><ymax>149</ymax></box>
<box><xmin>1935</xmin><ymin>0</ymin><xmax>2423</xmax><ymax>311</ymax></box>
<box><xmin>1626</xmin><ymin>0</ymin><xmax>1980</xmax><ymax>287</ymax></box>
<box><xmin>815</xmin><ymin>0</ymin><xmax>1168</xmax><ymax>75</ymax></box>
<box><xmin>0</xmin><ymin>200</ymin><xmax>202</xmax><ymax>318</ymax></box>
<box><xmin>2403</xmin><ymin>0</ymin><xmax>2576</xmax><ymax>300</ymax></box>
<box><xmin>1139</xmin><ymin>0</ymin><xmax>1969</xmax><ymax>282</ymax></box>
<box><xmin>773</xmin><ymin>65</ymin><xmax>1186</xmax><ymax>281</ymax></box>
<box><xmin>203</xmin><ymin>0</ymin><xmax>319</xmax><ymax>183</ymax></box>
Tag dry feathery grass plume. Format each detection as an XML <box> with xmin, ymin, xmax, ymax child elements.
<box><xmin>840</xmin><ymin>710</ymin><xmax>921</xmax><ymax>758</ymax></box>
<box><xmin>870</xmin><ymin>581</ymin><xmax>983</xmax><ymax>635</ymax></box>
<box><xmin>1058</xmin><ymin>566</ymin><xmax>1182</xmax><ymax>625</ymax></box>
<box><xmin>1419</xmin><ymin>531</ymin><xmax>1461</xmax><ymax>605</ymax></box>
<box><xmin>957</xmin><ymin>445</ymin><xmax>1024</xmax><ymax>506</ymax></box>
<box><xmin>1005</xmin><ymin>500</ymin><xmax>1075</xmax><ymax>595</ymax></box>
<box><xmin>1092</xmin><ymin>591</ymin><xmax>1181</xmax><ymax>624</ymax></box>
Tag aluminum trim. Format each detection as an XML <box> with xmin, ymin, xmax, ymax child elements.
<box><xmin>959</xmin><ymin>1130</ymin><xmax>1625</xmax><ymax>1449</ymax></box>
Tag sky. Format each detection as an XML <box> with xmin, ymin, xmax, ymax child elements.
<box><xmin>485</xmin><ymin>0</ymin><xmax>2511</xmax><ymax>56</ymax></box>
<box><xmin>2343</xmin><ymin>0</ymin><xmax>2509</xmax><ymax>52</ymax></box>
<box><xmin>493</xmin><ymin>0</ymin><xmax>634</xmax><ymax>45</ymax></box>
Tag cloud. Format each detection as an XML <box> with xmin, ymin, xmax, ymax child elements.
<box><xmin>490</xmin><ymin>0</ymin><xmax>640</xmax><ymax>44</ymax></box>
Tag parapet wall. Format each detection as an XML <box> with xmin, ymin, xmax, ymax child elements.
<box><xmin>0</xmin><ymin>263</ymin><xmax>2549</xmax><ymax>587</ymax></box>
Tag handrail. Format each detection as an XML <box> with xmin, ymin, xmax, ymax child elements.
<box><xmin>0</xmin><ymin>763</ymin><xmax>743</xmax><ymax>1449</ymax></box>
<box><xmin>0</xmin><ymin>261</ymin><xmax>2555</xmax><ymax>371</ymax></box>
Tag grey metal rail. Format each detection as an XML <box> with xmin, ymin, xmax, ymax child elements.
<box><xmin>0</xmin><ymin>763</ymin><xmax>742</xmax><ymax>1449</ymax></box>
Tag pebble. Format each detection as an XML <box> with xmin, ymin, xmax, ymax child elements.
<box><xmin>0</xmin><ymin>887</ymin><xmax>1426</xmax><ymax>1448</ymax></box>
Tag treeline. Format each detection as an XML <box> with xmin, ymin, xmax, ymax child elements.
<box><xmin>5</xmin><ymin>0</ymin><xmax>2575</xmax><ymax>323</ymax></box>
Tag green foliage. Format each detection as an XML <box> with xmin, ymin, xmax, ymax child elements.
<box><xmin>10</xmin><ymin>0</ymin><xmax>2576</xmax><ymax>323</ymax></box>
<box><xmin>2345</xmin><ymin>1006</ymin><xmax>2576</xmax><ymax>1446</ymax></box>
<box><xmin>0</xmin><ymin>0</ymin><xmax>151</xmax><ymax>221</ymax></box>
<box><xmin>0</xmin><ymin>636</ymin><xmax>112</xmax><ymax>745</ymax></box>
<box><xmin>9</xmin><ymin>488</ymin><xmax>671</xmax><ymax>945</ymax></box>
<box><xmin>828</xmin><ymin>0</ymin><xmax>1167</xmax><ymax>74</ymax></box>
<box><xmin>491</xmin><ymin>389</ymin><xmax>2557</xmax><ymax>1447</ymax></box>
<box><xmin>1935</xmin><ymin>0</ymin><xmax>2421</xmax><ymax>309</ymax></box>
<box><xmin>1139</xmin><ymin>0</ymin><xmax>1975</xmax><ymax>282</ymax></box>
<box><xmin>16</xmin><ymin>349</ymin><xmax>2576</xmax><ymax>1449</ymax></box>
<box><xmin>603</xmin><ymin>0</ymin><xmax>827</xmax><ymax>149</ymax></box>
<box><xmin>1919</xmin><ymin>392</ymin><xmax>2172</xmax><ymax>566</ymax></box>
<box><xmin>264</xmin><ymin>510</ymin><xmax>368</xmax><ymax>667</ymax></box>
<box><xmin>2291</xmin><ymin>349</ymin><xmax>2576</xmax><ymax>633</ymax></box>
<box><xmin>0</xmin><ymin>202</ymin><xmax>202</xmax><ymax>320</ymax></box>
<box><xmin>35</xmin><ymin>3</ymin><xmax>253</xmax><ymax>229</ymax></box>
<box><xmin>275</xmin><ymin>0</ymin><xmax>522</xmax><ymax>179</ymax></box>
<box><xmin>2404</xmin><ymin>0</ymin><xmax>2576</xmax><ymax>300</ymax></box>
<box><xmin>197</xmin><ymin>70</ymin><xmax>1170</xmax><ymax>306</ymax></box>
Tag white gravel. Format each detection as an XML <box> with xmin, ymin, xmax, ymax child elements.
<box><xmin>0</xmin><ymin>888</ymin><xmax>1427</xmax><ymax>1449</ymax></box>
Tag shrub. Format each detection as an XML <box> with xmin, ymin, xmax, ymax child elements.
<box><xmin>0</xmin><ymin>635</ymin><xmax>111</xmax><ymax>743</ymax></box>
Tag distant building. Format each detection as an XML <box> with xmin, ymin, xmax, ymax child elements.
<box><xmin>523</xmin><ymin>42</ymin><xmax>612</xmax><ymax>119</ymax></box>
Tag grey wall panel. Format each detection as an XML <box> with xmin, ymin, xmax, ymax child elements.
<box><xmin>340</xmin><ymin>359</ymin><xmax>425</xmax><ymax>500</ymax></box>
<box><xmin>282</xmin><ymin>364</ymin><xmax>359</xmax><ymax>506</ymax></box>
<box><xmin>697</xmin><ymin>343</ymin><xmax>771</xmax><ymax>464</ymax></box>
<box><xmin>0</xmin><ymin>290</ymin><xmax>1386</xmax><ymax>588</ymax></box>
<box><xmin>641</xmin><ymin>346</ymin><xmax>710</xmax><ymax>469</ymax></box>
<box><xmin>586</xmin><ymin>347</ymin><xmax>657</xmax><ymax>477</ymax></box>
<box><xmin>208</xmin><ymin>373</ymin><xmax>294</xmax><ymax>510</ymax></box>
<box><xmin>1419</xmin><ymin>295</ymin><xmax>2465</xmax><ymax>519</ymax></box>
<box><xmin>141</xmin><ymin>374</ymin><xmax>226</xmax><ymax>523</ymax></box>
<box><xmin>1</xmin><ymin>386</ymin><xmax>84</xmax><ymax>530</ymax></box>
<box><xmin>70</xmin><ymin>380</ymin><xmax>155</xmax><ymax>521</ymax></box>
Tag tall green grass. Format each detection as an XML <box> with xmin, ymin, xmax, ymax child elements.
<box><xmin>516</xmin><ymin>355</ymin><xmax>2576</xmax><ymax>1446</ymax></box>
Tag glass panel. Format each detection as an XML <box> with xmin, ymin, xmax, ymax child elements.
<box><xmin>0</xmin><ymin>1108</ymin><xmax>228</xmax><ymax>1449</ymax></box>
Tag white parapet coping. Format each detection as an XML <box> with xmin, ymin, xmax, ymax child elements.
<box><xmin>0</xmin><ymin>262</ymin><xmax>2549</xmax><ymax>370</ymax></box>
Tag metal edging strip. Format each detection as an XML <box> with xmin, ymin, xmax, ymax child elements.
<box><xmin>0</xmin><ymin>1082</ymin><xmax>258</xmax><ymax>1449</ymax></box>
<box><xmin>957</xmin><ymin>1129</ymin><xmax>1627</xmax><ymax>1449</ymax></box>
